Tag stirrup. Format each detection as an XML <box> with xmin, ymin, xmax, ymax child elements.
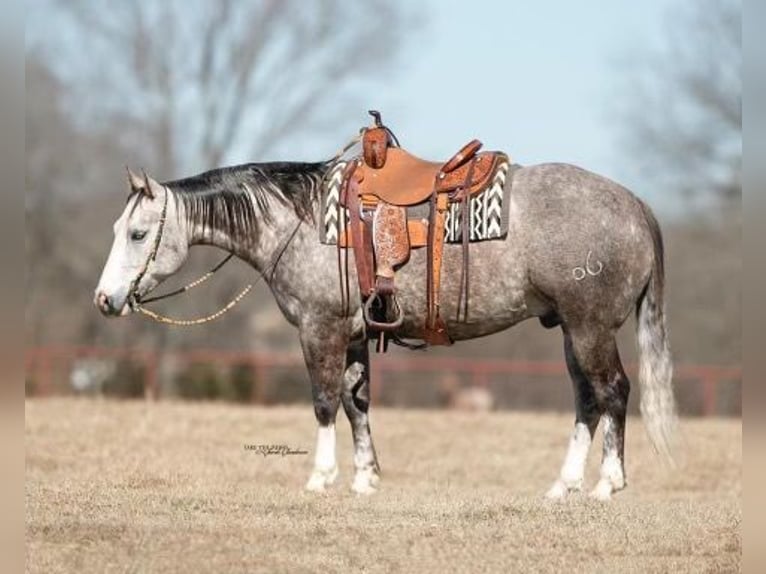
<box><xmin>363</xmin><ymin>291</ymin><xmax>404</xmax><ymax>331</ymax></box>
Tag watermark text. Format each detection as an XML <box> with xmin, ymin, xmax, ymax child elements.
<box><xmin>244</xmin><ymin>444</ymin><xmax>308</xmax><ymax>457</ymax></box>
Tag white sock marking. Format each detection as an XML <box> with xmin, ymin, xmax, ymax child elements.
<box><xmin>560</xmin><ymin>422</ymin><xmax>592</xmax><ymax>487</ymax></box>
<box><xmin>305</xmin><ymin>424</ymin><xmax>338</xmax><ymax>492</ymax></box>
<box><xmin>546</xmin><ymin>422</ymin><xmax>592</xmax><ymax>499</ymax></box>
<box><xmin>590</xmin><ymin>415</ymin><xmax>625</xmax><ymax>500</ymax></box>
<box><xmin>314</xmin><ymin>424</ymin><xmax>336</xmax><ymax>472</ymax></box>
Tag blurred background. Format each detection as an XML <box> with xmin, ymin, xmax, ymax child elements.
<box><xmin>24</xmin><ymin>0</ymin><xmax>740</xmax><ymax>415</ymax></box>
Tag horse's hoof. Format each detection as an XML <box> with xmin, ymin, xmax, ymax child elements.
<box><xmin>351</xmin><ymin>469</ymin><xmax>380</xmax><ymax>495</ymax></box>
<box><xmin>305</xmin><ymin>466</ymin><xmax>338</xmax><ymax>492</ymax></box>
<box><xmin>351</xmin><ymin>481</ymin><xmax>378</xmax><ymax>495</ymax></box>
<box><xmin>589</xmin><ymin>479</ymin><xmax>613</xmax><ymax>501</ymax></box>
<box><xmin>545</xmin><ymin>479</ymin><xmax>581</xmax><ymax>500</ymax></box>
<box><xmin>545</xmin><ymin>481</ymin><xmax>567</xmax><ymax>500</ymax></box>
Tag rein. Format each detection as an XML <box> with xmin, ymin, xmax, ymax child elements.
<box><xmin>128</xmin><ymin>186</ymin><xmax>303</xmax><ymax>327</ymax></box>
<box><xmin>137</xmin><ymin>253</ymin><xmax>235</xmax><ymax>305</ymax></box>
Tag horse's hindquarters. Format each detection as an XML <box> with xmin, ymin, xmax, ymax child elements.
<box><xmin>510</xmin><ymin>163</ymin><xmax>655</xmax><ymax>330</ymax></box>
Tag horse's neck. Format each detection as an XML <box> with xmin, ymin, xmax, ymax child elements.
<box><xmin>184</xmin><ymin>191</ymin><xmax>318</xmax><ymax>275</ymax></box>
<box><xmin>246</xmin><ymin>214</ymin><xmax>310</xmax><ymax>274</ymax></box>
<box><xmin>186</xmin><ymin>219</ymin><xmax>249</xmax><ymax>263</ymax></box>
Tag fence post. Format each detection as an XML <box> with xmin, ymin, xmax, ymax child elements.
<box><xmin>38</xmin><ymin>350</ymin><xmax>53</xmax><ymax>397</ymax></box>
<box><xmin>471</xmin><ymin>370</ymin><xmax>489</xmax><ymax>389</ymax></box>
<box><xmin>701</xmin><ymin>374</ymin><xmax>717</xmax><ymax>416</ymax></box>
<box><xmin>144</xmin><ymin>352</ymin><xmax>159</xmax><ymax>401</ymax></box>
<box><xmin>251</xmin><ymin>362</ymin><xmax>269</xmax><ymax>404</ymax></box>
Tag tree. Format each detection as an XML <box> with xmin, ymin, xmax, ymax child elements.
<box><xmin>29</xmin><ymin>0</ymin><xmax>414</xmax><ymax>177</ymax></box>
<box><xmin>620</xmin><ymin>0</ymin><xmax>741</xmax><ymax>203</ymax></box>
<box><xmin>25</xmin><ymin>0</ymin><xmax>414</xmax><ymax>355</ymax></box>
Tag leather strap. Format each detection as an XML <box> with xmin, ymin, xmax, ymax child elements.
<box><xmin>344</xmin><ymin>161</ymin><xmax>375</xmax><ymax>297</ymax></box>
<box><xmin>336</xmin><ymin>163</ymin><xmax>354</xmax><ymax>318</ymax></box>
<box><xmin>456</xmin><ymin>156</ymin><xmax>478</xmax><ymax>322</ymax></box>
<box><xmin>424</xmin><ymin>191</ymin><xmax>451</xmax><ymax>345</ymax></box>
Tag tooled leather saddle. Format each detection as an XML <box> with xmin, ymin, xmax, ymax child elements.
<box><xmin>337</xmin><ymin>111</ymin><xmax>509</xmax><ymax>351</ymax></box>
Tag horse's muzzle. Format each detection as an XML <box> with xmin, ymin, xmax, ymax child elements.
<box><xmin>94</xmin><ymin>291</ymin><xmax>130</xmax><ymax>317</ymax></box>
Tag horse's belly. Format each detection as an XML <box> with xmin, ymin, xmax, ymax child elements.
<box><xmin>391</xmin><ymin>238</ymin><xmax>535</xmax><ymax>340</ymax></box>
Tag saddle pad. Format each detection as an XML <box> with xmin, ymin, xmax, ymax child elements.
<box><xmin>320</xmin><ymin>155</ymin><xmax>516</xmax><ymax>245</ymax></box>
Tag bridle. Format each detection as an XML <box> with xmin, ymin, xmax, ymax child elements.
<box><xmin>126</xmin><ymin>184</ymin><xmax>302</xmax><ymax>326</ymax></box>
<box><xmin>126</xmin><ymin>183</ymin><xmax>169</xmax><ymax>311</ymax></box>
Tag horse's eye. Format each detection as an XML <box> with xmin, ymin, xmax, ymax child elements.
<box><xmin>130</xmin><ymin>230</ymin><xmax>148</xmax><ymax>242</ymax></box>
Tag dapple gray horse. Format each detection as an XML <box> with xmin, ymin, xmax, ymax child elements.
<box><xmin>94</xmin><ymin>161</ymin><xmax>676</xmax><ymax>499</ymax></box>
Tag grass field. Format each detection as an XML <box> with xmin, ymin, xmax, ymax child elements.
<box><xmin>26</xmin><ymin>398</ymin><xmax>741</xmax><ymax>573</ymax></box>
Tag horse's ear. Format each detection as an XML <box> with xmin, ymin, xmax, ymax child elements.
<box><xmin>140</xmin><ymin>170</ymin><xmax>162</xmax><ymax>200</ymax></box>
<box><xmin>126</xmin><ymin>166</ymin><xmax>145</xmax><ymax>193</ymax></box>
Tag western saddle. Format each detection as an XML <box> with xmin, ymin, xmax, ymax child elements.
<box><xmin>338</xmin><ymin>111</ymin><xmax>504</xmax><ymax>351</ymax></box>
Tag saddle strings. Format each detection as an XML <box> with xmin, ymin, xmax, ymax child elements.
<box><xmin>330</xmin><ymin>132</ymin><xmax>362</xmax><ymax>163</ymax></box>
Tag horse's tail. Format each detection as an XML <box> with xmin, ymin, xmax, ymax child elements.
<box><xmin>635</xmin><ymin>201</ymin><xmax>678</xmax><ymax>462</ymax></box>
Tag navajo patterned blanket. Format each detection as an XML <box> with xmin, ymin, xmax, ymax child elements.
<box><xmin>319</xmin><ymin>156</ymin><xmax>516</xmax><ymax>245</ymax></box>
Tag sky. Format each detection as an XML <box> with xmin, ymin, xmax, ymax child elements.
<box><xmin>27</xmin><ymin>0</ymin><xmax>681</xmax><ymax>210</ymax></box>
<box><xmin>365</xmin><ymin>0</ymin><xmax>678</xmax><ymax>209</ymax></box>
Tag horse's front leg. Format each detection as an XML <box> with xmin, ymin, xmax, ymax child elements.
<box><xmin>300</xmin><ymin>319</ymin><xmax>348</xmax><ymax>492</ymax></box>
<box><xmin>342</xmin><ymin>338</ymin><xmax>380</xmax><ymax>494</ymax></box>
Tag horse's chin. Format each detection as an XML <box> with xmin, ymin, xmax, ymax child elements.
<box><xmin>100</xmin><ymin>304</ymin><xmax>132</xmax><ymax>318</ymax></box>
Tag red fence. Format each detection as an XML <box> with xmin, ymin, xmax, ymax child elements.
<box><xmin>25</xmin><ymin>346</ymin><xmax>742</xmax><ymax>416</ymax></box>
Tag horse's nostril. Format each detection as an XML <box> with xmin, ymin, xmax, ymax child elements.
<box><xmin>96</xmin><ymin>292</ymin><xmax>113</xmax><ymax>313</ymax></box>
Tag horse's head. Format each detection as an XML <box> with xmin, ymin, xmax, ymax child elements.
<box><xmin>94</xmin><ymin>169</ymin><xmax>189</xmax><ymax>317</ymax></box>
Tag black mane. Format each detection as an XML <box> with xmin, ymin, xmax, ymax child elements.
<box><xmin>165</xmin><ymin>161</ymin><xmax>330</xmax><ymax>235</ymax></box>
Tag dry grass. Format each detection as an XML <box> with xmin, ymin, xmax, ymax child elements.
<box><xmin>26</xmin><ymin>398</ymin><xmax>741</xmax><ymax>573</ymax></box>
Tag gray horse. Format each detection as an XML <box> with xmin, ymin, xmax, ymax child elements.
<box><xmin>94</xmin><ymin>160</ymin><xmax>676</xmax><ymax>499</ymax></box>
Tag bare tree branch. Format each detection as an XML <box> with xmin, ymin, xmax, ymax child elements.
<box><xmin>619</xmin><ymin>0</ymin><xmax>741</xmax><ymax>203</ymax></box>
<box><xmin>37</xmin><ymin>0</ymin><xmax>414</xmax><ymax>175</ymax></box>
<box><xmin>25</xmin><ymin>0</ymin><xmax>415</xmax><ymax>352</ymax></box>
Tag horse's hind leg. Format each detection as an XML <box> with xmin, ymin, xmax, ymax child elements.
<box><xmin>589</xmin><ymin>339</ymin><xmax>630</xmax><ymax>501</ymax></box>
<box><xmin>547</xmin><ymin>326</ymin><xmax>630</xmax><ymax>500</ymax></box>
<box><xmin>341</xmin><ymin>339</ymin><xmax>381</xmax><ymax>494</ymax></box>
<box><xmin>546</xmin><ymin>329</ymin><xmax>601</xmax><ymax>499</ymax></box>
<box><xmin>570</xmin><ymin>327</ymin><xmax>630</xmax><ymax>500</ymax></box>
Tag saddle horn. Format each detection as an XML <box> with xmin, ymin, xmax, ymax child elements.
<box><xmin>368</xmin><ymin>110</ymin><xmax>383</xmax><ymax>127</ymax></box>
